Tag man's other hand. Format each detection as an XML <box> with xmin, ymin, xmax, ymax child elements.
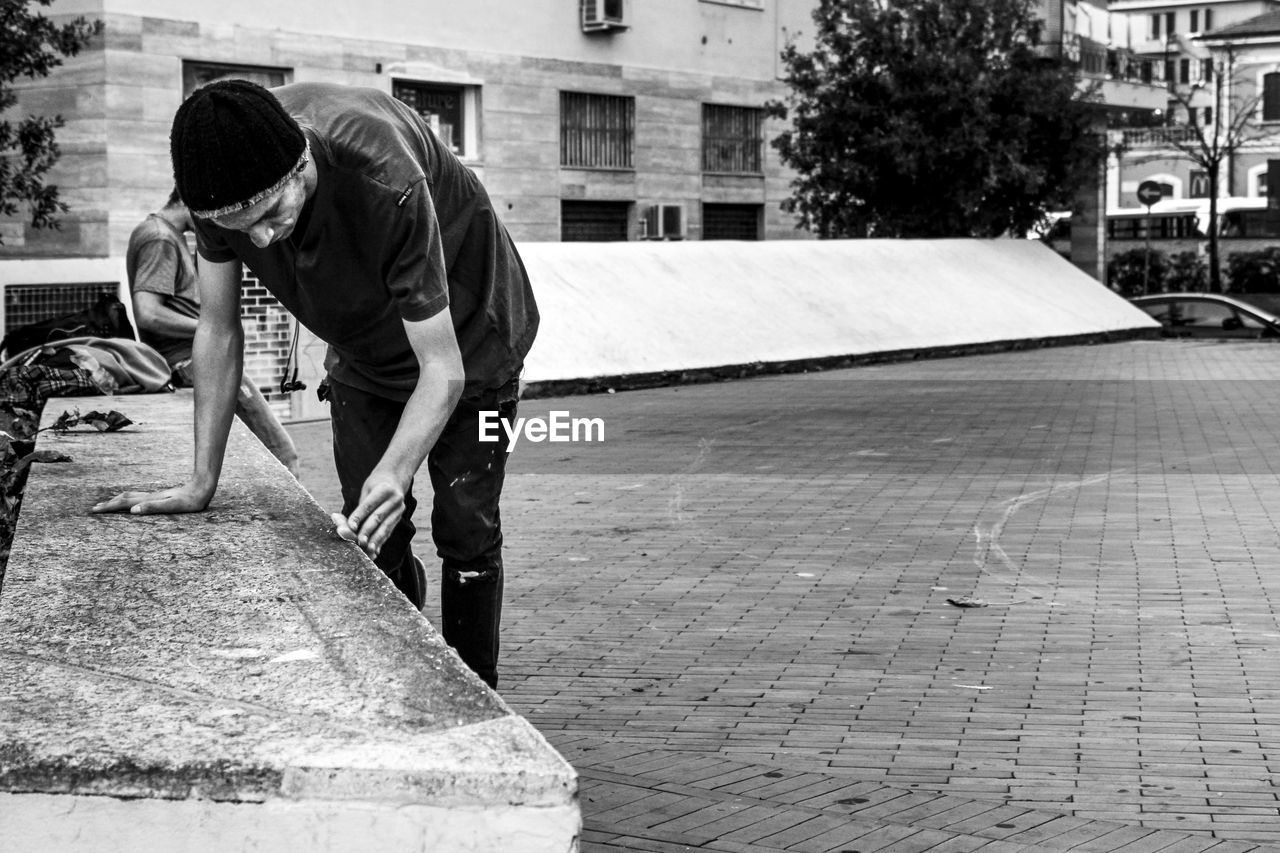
<box><xmin>341</xmin><ymin>472</ymin><xmax>406</xmax><ymax>560</ymax></box>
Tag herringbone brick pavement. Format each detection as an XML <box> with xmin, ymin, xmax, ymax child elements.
<box><xmin>288</xmin><ymin>340</ymin><xmax>1280</xmax><ymax>851</ymax></box>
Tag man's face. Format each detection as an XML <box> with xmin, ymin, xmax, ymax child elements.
<box><xmin>209</xmin><ymin>170</ymin><xmax>308</xmax><ymax>249</ymax></box>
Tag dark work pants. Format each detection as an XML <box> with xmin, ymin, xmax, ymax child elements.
<box><xmin>328</xmin><ymin>376</ymin><xmax>518</xmax><ymax>689</ymax></box>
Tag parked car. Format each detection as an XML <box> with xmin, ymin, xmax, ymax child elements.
<box><xmin>1131</xmin><ymin>293</ymin><xmax>1280</xmax><ymax>339</ymax></box>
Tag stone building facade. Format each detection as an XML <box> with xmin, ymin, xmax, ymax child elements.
<box><xmin>3</xmin><ymin>0</ymin><xmax>815</xmax><ymax>257</ymax></box>
<box><xmin>1107</xmin><ymin>0</ymin><xmax>1280</xmax><ymax>204</ymax></box>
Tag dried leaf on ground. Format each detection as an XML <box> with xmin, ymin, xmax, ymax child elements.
<box><xmin>14</xmin><ymin>450</ymin><xmax>72</xmax><ymax>475</ymax></box>
<box><xmin>947</xmin><ymin>596</ymin><xmax>989</xmax><ymax>608</ymax></box>
<box><xmin>48</xmin><ymin>409</ymin><xmax>133</xmax><ymax>433</ymax></box>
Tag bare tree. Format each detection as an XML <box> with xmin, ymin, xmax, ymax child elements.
<box><xmin>1154</xmin><ymin>48</ymin><xmax>1280</xmax><ymax>292</ymax></box>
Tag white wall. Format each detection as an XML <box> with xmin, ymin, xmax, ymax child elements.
<box><xmin>53</xmin><ymin>0</ymin><xmax>816</xmax><ymax>82</ymax></box>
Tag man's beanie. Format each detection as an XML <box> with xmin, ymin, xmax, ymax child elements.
<box><xmin>170</xmin><ymin>79</ymin><xmax>307</xmax><ymax>218</ymax></box>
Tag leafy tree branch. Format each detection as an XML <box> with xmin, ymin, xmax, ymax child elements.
<box><xmin>0</xmin><ymin>0</ymin><xmax>101</xmax><ymax>242</ymax></box>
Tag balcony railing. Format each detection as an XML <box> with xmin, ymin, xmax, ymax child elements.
<box><xmin>1120</xmin><ymin>126</ymin><xmax>1202</xmax><ymax>148</ymax></box>
<box><xmin>1038</xmin><ymin>36</ymin><xmax>1165</xmax><ymax>88</ymax></box>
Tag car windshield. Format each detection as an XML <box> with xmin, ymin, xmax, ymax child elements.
<box><xmin>1138</xmin><ymin>299</ymin><xmax>1271</xmax><ymax>330</ymax></box>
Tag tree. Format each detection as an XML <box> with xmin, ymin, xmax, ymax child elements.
<box><xmin>1</xmin><ymin>0</ymin><xmax>100</xmax><ymax>244</ymax></box>
<box><xmin>765</xmin><ymin>0</ymin><xmax>1103</xmax><ymax>239</ymax></box>
<box><xmin>1151</xmin><ymin>50</ymin><xmax>1277</xmax><ymax>293</ymax></box>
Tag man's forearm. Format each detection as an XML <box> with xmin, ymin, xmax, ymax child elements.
<box><xmin>189</xmin><ymin>318</ymin><xmax>244</xmax><ymax>496</ymax></box>
<box><xmin>374</xmin><ymin>371</ymin><xmax>465</xmax><ymax>486</ymax></box>
<box><xmin>337</xmin><ymin>310</ymin><xmax>466</xmax><ymax>557</ymax></box>
<box><xmin>133</xmin><ymin>292</ymin><xmax>199</xmax><ymax>339</ymax></box>
<box><xmin>141</xmin><ymin>305</ymin><xmax>199</xmax><ymax>339</ymax></box>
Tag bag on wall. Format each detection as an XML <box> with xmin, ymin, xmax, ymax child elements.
<box><xmin>0</xmin><ymin>294</ymin><xmax>136</xmax><ymax>358</ymax></box>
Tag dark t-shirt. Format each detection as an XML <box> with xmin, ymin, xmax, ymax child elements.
<box><xmin>125</xmin><ymin>214</ymin><xmax>201</xmax><ymax>365</ymax></box>
<box><xmin>192</xmin><ymin>82</ymin><xmax>538</xmax><ymax>401</ymax></box>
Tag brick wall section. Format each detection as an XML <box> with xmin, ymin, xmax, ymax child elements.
<box><xmin>239</xmin><ymin>269</ymin><xmax>294</xmax><ymax>419</ymax></box>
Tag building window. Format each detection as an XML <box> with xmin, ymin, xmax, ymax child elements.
<box><xmin>702</xmin><ymin>105</ymin><xmax>764</xmax><ymax>174</ymax></box>
<box><xmin>393</xmin><ymin>80</ymin><xmax>469</xmax><ymax>156</ymax></box>
<box><xmin>1165</xmin><ymin>12</ymin><xmax>1176</xmax><ymax>36</ymax></box>
<box><xmin>560</xmin><ymin>201</ymin><xmax>632</xmax><ymax>241</ymax></box>
<box><xmin>560</xmin><ymin>92</ymin><xmax>635</xmax><ymax>169</ymax></box>
<box><xmin>1190</xmin><ymin>10</ymin><xmax>1199</xmax><ymax>32</ymax></box>
<box><xmin>1151</xmin><ymin>13</ymin><xmax>1160</xmax><ymax>39</ymax></box>
<box><xmin>182</xmin><ymin>61</ymin><xmax>289</xmax><ymax>97</ymax></box>
<box><xmin>1205</xmin><ymin>9</ymin><xmax>1213</xmax><ymax>30</ymax></box>
<box><xmin>1180</xmin><ymin>59</ymin><xmax>1191</xmax><ymax>84</ymax></box>
<box><xmin>1203</xmin><ymin>60</ymin><xmax>1214</xmax><ymax>82</ymax></box>
<box><xmin>1264</xmin><ymin>73</ymin><xmax>1280</xmax><ymax>122</ymax></box>
<box><xmin>703</xmin><ymin>204</ymin><xmax>762</xmax><ymax>240</ymax></box>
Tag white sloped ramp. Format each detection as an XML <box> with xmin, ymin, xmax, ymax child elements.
<box><xmin>518</xmin><ymin>239</ymin><xmax>1156</xmax><ymax>383</ymax></box>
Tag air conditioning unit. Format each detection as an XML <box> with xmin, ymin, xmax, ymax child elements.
<box><xmin>642</xmin><ymin>204</ymin><xmax>686</xmax><ymax>240</ymax></box>
<box><xmin>582</xmin><ymin>0</ymin><xmax>628</xmax><ymax>33</ymax></box>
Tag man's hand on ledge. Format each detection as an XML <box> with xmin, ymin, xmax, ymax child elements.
<box><xmin>330</xmin><ymin>470</ymin><xmax>407</xmax><ymax>561</ymax></box>
<box><xmin>91</xmin><ymin>482</ymin><xmax>213</xmax><ymax>515</ymax></box>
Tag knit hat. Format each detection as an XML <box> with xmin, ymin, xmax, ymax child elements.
<box><xmin>170</xmin><ymin>79</ymin><xmax>309</xmax><ymax>219</ymax></box>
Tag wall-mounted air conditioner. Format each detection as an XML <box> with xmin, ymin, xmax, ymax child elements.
<box><xmin>642</xmin><ymin>204</ymin><xmax>686</xmax><ymax>240</ymax></box>
<box><xmin>582</xmin><ymin>0</ymin><xmax>629</xmax><ymax>33</ymax></box>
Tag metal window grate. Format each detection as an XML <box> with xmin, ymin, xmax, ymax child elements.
<box><xmin>703</xmin><ymin>204</ymin><xmax>762</xmax><ymax>240</ymax></box>
<box><xmin>4</xmin><ymin>282</ymin><xmax>120</xmax><ymax>336</ymax></box>
<box><xmin>393</xmin><ymin>80</ymin><xmax>465</xmax><ymax>155</ymax></box>
<box><xmin>702</xmin><ymin>105</ymin><xmax>763</xmax><ymax>174</ymax></box>
<box><xmin>561</xmin><ymin>201</ymin><xmax>631</xmax><ymax>242</ymax></box>
<box><xmin>560</xmin><ymin>92</ymin><xmax>635</xmax><ymax>169</ymax></box>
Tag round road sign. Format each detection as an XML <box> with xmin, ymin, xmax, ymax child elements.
<box><xmin>1137</xmin><ymin>180</ymin><xmax>1163</xmax><ymax>207</ymax></box>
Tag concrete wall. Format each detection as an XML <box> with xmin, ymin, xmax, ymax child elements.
<box><xmin>0</xmin><ymin>393</ymin><xmax>579</xmax><ymax>852</ymax></box>
<box><xmin>0</xmin><ymin>258</ymin><xmax>135</xmax><ymax>336</ymax></box>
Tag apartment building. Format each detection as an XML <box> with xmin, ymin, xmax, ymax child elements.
<box><xmin>1107</xmin><ymin>0</ymin><xmax>1280</xmax><ymax>202</ymax></box>
<box><xmin>1034</xmin><ymin>0</ymin><xmax>1169</xmax><ymax>277</ymax></box>
<box><xmin>1192</xmin><ymin>10</ymin><xmax>1280</xmax><ymax>199</ymax></box>
<box><xmin>4</xmin><ymin>0</ymin><xmax>818</xmax><ymax>259</ymax></box>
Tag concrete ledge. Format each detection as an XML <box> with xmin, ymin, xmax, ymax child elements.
<box><xmin>1</xmin><ymin>789</ymin><xmax>580</xmax><ymax>853</ymax></box>
<box><xmin>0</xmin><ymin>393</ymin><xmax>578</xmax><ymax>852</ymax></box>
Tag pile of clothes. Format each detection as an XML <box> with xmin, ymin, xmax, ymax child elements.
<box><xmin>0</xmin><ymin>295</ymin><xmax>171</xmax><ymax>410</ymax></box>
<box><xmin>0</xmin><ymin>337</ymin><xmax>172</xmax><ymax>409</ymax></box>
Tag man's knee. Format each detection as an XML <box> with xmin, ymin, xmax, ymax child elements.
<box><xmin>444</xmin><ymin>561</ymin><xmax>501</xmax><ymax>588</ymax></box>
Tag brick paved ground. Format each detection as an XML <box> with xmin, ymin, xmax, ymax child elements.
<box><xmin>287</xmin><ymin>340</ymin><xmax>1280</xmax><ymax>852</ymax></box>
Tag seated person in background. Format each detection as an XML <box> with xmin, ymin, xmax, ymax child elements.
<box><xmin>126</xmin><ymin>191</ymin><xmax>299</xmax><ymax>475</ymax></box>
